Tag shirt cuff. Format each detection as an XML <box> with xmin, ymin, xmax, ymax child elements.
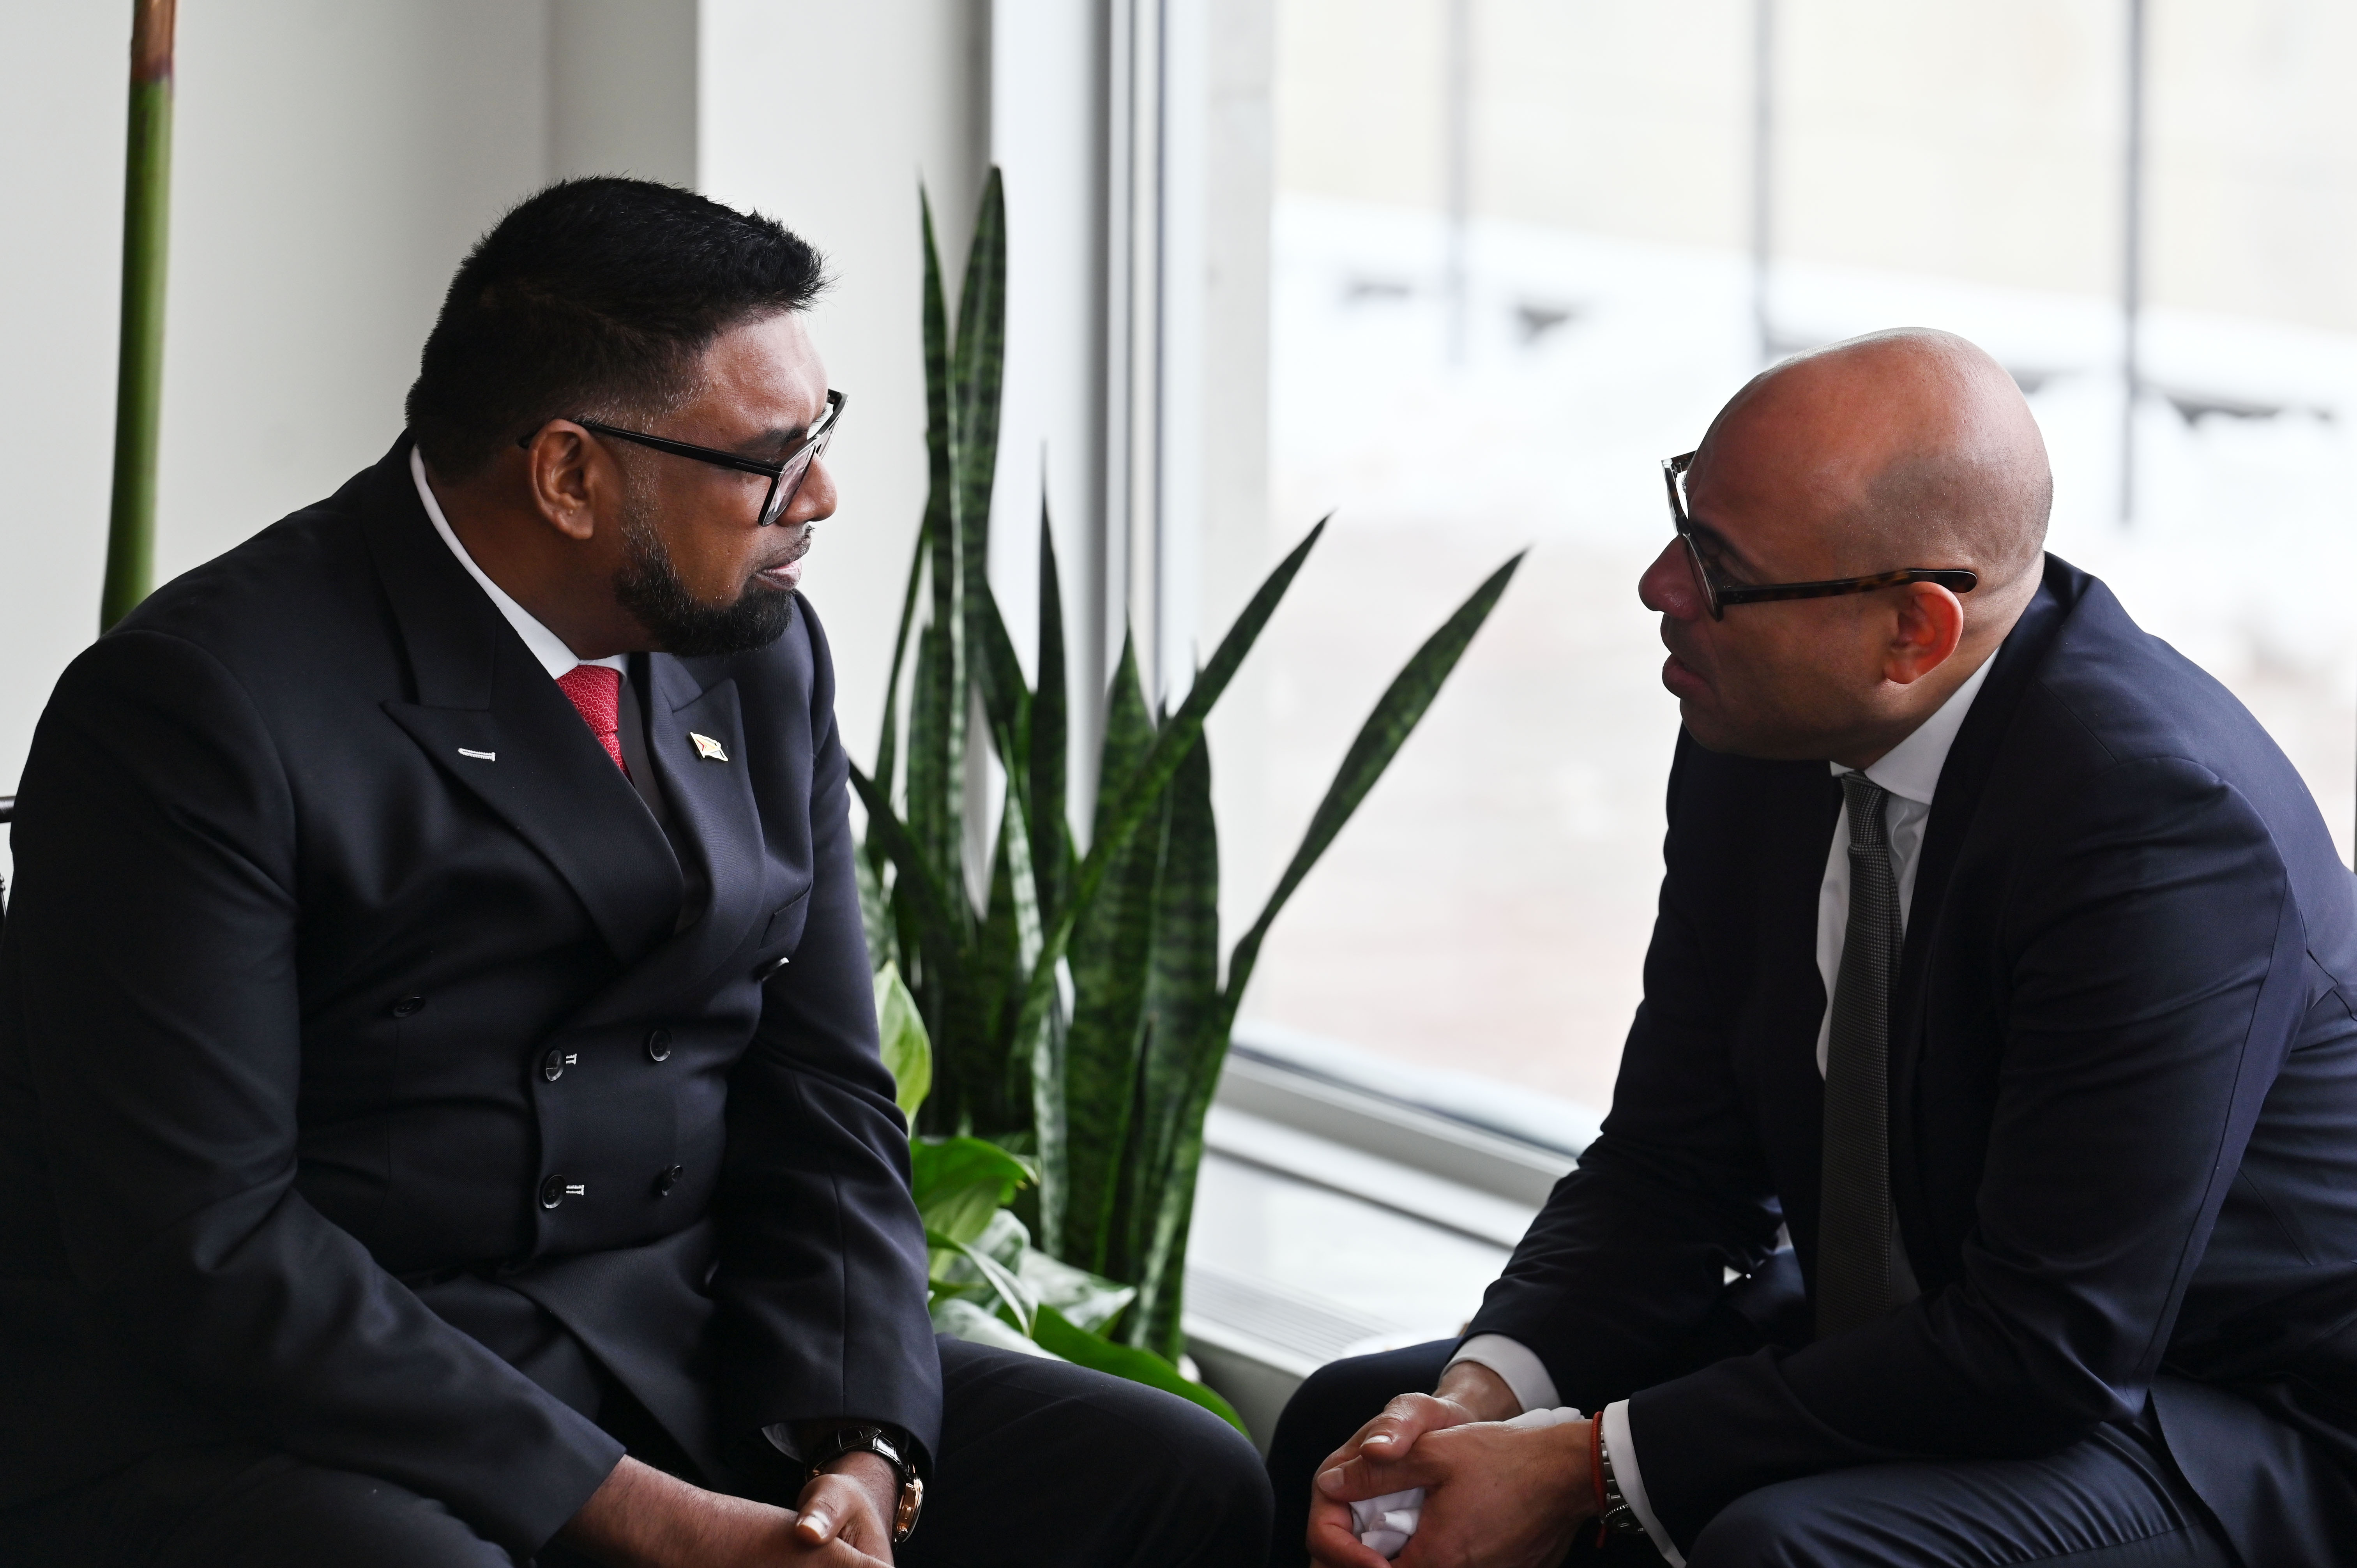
<box><xmin>1603</xmin><ymin>1399</ymin><xmax>1684</xmax><ymax>1568</ymax></box>
<box><xmin>1445</xmin><ymin>1334</ymin><xmax>1560</xmax><ymax>1415</ymax></box>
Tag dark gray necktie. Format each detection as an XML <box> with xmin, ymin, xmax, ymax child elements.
<box><xmin>1816</xmin><ymin>772</ymin><xmax>1918</xmax><ymax>1338</ymax></box>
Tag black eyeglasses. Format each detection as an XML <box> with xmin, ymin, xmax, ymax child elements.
<box><xmin>518</xmin><ymin>389</ymin><xmax>846</xmax><ymax>527</ymax></box>
<box><xmin>1661</xmin><ymin>450</ymin><xmax>1977</xmax><ymax>620</ymax></box>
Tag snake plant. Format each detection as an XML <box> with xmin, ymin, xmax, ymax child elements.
<box><xmin>856</xmin><ymin>170</ymin><xmax>1523</xmax><ymax>1366</ymax></box>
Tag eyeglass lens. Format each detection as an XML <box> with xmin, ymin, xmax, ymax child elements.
<box><xmin>760</xmin><ymin>422</ymin><xmax>836</xmax><ymax>526</ymax></box>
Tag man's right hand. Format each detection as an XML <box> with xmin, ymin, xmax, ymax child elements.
<box><xmin>1304</xmin><ymin>1359</ymin><xmax>1523</xmax><ymax>1566</ymax></box>
<box><xmin>559</xmin><ymin>1456</ymin><xmax>890</xmax><ymax>1568</ymax></box>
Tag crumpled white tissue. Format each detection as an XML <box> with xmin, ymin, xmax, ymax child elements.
<box><xmin>1347</xmin><ymin>1405</ymin><xmax>1585</xmax><ymax>1560</ymax></box>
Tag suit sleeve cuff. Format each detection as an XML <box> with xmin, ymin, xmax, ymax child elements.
<box><xmin>1603</xmin><ymin>1399</ymin><xmax>1684</xmax><ymax>1567</ymax></box>
<box><xmin>1446</xmin><ymin>1334</ymin><xmax>1560</xmax><ymax>1414</ymax></box>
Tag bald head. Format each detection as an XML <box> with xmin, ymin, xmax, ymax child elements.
<box><xmin>1641</xmin><ymin>328</ymin><xmax>2055</xmax><ymax>766</ymax></box>
<box><xmin>1696</xmin><ymin>328</ymin><xmax>2052</xmax><ymax>605</ymax></box>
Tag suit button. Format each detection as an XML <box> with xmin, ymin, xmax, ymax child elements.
<box><xmin>653</xmin><ymin>1164</ymin><xmax>684</xmax><ymax>1198</ymax></box>
<box><xmin>541</xmin><ymin>1048</ymin><xmax>567</xmax><ymax>1082</ymax></box>
<box><xmin>540</xmin><ymin>1174</ymin><xmax>568</xmax><ymax>1209</ymax></box>
<box><xmin>390</xmin><ymin>993</ymin><xmax>424</xmax><ymax>1018</ymax></box>
<box><xmin>645</xmin><ymin>1028</ymin><xmax>673</xmax><ymax>1063</ymax></box>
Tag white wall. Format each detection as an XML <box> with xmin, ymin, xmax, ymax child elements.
<box><xmin>700</xmin><ymin>0</ymin><xmax>990</xmax><ymax>772</ymax></box>
<box><xmin>0</xmin><ymin>0</ymin><xmax>557</xmax><ymax>833</ymax></box>
<box><xmin>0</xmin><ymin>0</ymin><xmax>995</xmax><ymax>897</ymax></box>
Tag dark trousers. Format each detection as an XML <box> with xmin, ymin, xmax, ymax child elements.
<box><xmin>1266</xmin><ymin>1340</ymin><xmax>2236</xmax><ymax>1568</ymax></box>
<box><xmin>0</xmin><ymin>1337</ymin><xmax>1271</xmax><ymax>1568</ymax></box>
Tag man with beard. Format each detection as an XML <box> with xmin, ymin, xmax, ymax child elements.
<box><xmin>0</xmin><ymin>178</ymin><xmax>1269</xmax><ymax>1568</ymax></box>
<box><xmin>1270</xmin><ymin>330</ymin><xmax>2357</xmax><ymax>1567</ymax></box>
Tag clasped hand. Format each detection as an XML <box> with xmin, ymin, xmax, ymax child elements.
<box><xmin>560</xmin><ymin>1452</ymin><xmax>899</xmax><ymax>1568</ymax></box>
<box><xmin>1306</xmin><ymin>1367</ymin><xmax>1595</xmax><ymax>1568</ymax></box>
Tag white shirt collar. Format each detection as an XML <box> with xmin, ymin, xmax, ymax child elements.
<box><xmin>1829</xmin><ymin>648</ymin><xmax>1997</xmax><ymax>805</ymax></box>
<box><xmin>409</xmin><ymin>445</ymin><xmax>625</xmax><ymax>682</ymax></box>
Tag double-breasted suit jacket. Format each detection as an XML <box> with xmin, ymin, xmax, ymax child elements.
<box><xmin>0</xmin><ymin>438</ymin><xmax>937</xmax><ymax>1556</ymax></box>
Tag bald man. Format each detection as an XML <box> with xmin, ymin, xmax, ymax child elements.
<box><xmin>1267</xmin><ymin>329</ymin><xmax>2357</xmax><ymax>1567</ymax></box>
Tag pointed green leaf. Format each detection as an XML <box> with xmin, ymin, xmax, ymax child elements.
<box><xmin>1005</xmin><ymin>519</ymin><xmax>1329</xmax><ymax>1111</ymax></box>
<box><xmin>1219</xmin><ymin>551</ymin><xmax>1526</xmax><ymax>1025</ymax></box>
<box><xmin>856</xmin><ymin>841</ymin><xmax>898</xmax><ymax>975</ymax></box>
<box><xmin>1048</xmin><ymin>635</ymin><xmax>1160</xmax><ymax>1263</ymax></box>
<box><xmin>869</xmin><ymin>514</ymin><xmax>931</xmax><ymax>816</ymax></box>
<box><xmin>905</xmin><ymin>622</ymin><xmax>958</xmax><ymax>904</ymax></box>
<box><xmin>951</xmin><ymin>170</ymin><xmax>1008</xmax><ymax>706</ymax></box>
<box><xmin>850</xmin><ymin>763</ymin><xmax>993</xmax><ymax>1130</ymax></box>
<box><xmin>1030</xmin><ymin>496</ymin><xmax>1071</xmax><ymax>930</ymax></box>
<box><xmin>917</xmin><ymin>187</ymin><xmax>966</xmax><ymax>919</ymax></box>
<box><xmin>1108</xmin><ymin>727</ymin><xmax>1218</xmax><ymax>1308</ymax></box>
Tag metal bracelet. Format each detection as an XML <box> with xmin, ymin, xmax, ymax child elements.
<box><xmin>1596</xmin><ymin>1423</ymin><xmax>1647</xmax><ymax>1538</ymax></box>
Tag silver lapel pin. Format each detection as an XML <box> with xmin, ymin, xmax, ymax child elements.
<box><xmin>689</xmin><ymin>732</ymin><xmax>728</xmax><ymax>763</ymax></box>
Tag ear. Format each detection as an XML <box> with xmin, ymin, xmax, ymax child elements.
<box><xmin>1883</xmin><ymin>581</ymin><xmax>1965</xmax><ymax>686</ymax></box>
<box><xmin>522</xmin><ymin>422</ymin><xmax>606</xmax><ymax>543</ymax></box>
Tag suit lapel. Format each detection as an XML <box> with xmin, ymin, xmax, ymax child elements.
<box><xmin>360</xmin><ymin>443</ymin><xmax>684</xmax><ymax>964</ymax></box>
<box><xmin>1887</xmin><ymin>568</ymin><xmax>2074</xmax><ymax>1256</ymax></box>
<box><xmin>562</xmin><ymin>655</ymin><xmax>774</xmax><ymax>1026</ymax></box>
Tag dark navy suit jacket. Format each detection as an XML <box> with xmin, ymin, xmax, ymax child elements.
<box><xmin>1466</xmin><ymin>558</ymin><xmax>2357</xmax><ymax>1562</ymax></box>
<box><xmin>0</xmin><ymin>440</ymin><xmax>936</xmax><ymax>1556</ymax></box>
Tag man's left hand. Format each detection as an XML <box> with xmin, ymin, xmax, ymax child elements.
<box><xmin>1313</xmin><ymin>1416</ymin><xmax>1595</xmax><ymax>1568</ymax></box>
<box><xmin>792</xmin><ymin>1451</ymin><xmax>899</xmax><ymax>1565</ymax></box>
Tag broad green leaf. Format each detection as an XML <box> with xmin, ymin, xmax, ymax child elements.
<box><xmin>931</xmin><ymin>1296</ymin><xmax>1058</xmax><ymax>1359</ymax></box>
<box><xmin>910</xmin><ymin>1135</ymin><xmax>1034</xmax><ymax>1247</ymax></box>
<box><xmin>928</xmin><ymin>1226</ymin><xmax>1038</xmax><ymax>1336</ymax></box>
<box><xmin>1051</xmin><ymin>635</ymin><xmax>1161</xmax><ymax>1265</ymax></box>
<box><xmin>1016</xmin><ymin>1245</ymin><xmax>1136</xmax><ymax>1335</ymax></box>
<box><xmin>873</xmin><ymin>962</ymin><xmax>931</xmax><ymax>1122</ymax></box>
<box><xmin>1029</xmin><ymin>1305</ymin><xmax>1246</xmax><ymax>1433</ymax></box>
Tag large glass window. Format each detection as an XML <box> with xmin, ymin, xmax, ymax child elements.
<box><xmin>1225</xmin><ymin>0</ymin><xmax>2357</xmax><ymax>1115</ymax></box>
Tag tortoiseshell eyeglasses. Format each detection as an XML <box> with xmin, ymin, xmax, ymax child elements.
<box><xmin>1661</xmin><ymin>449</ymin><xmax>1977</xmax><ymax>620</ymax></box>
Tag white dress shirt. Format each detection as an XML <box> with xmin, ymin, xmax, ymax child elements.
<box><xmin>1450</xmin><ymin>652</ymin><xmax>1997</xmax><ymax>1564</ymax></box>
<box><xmin>410</xmin><ymin>447</ymin><xmax>625</xmax><ymax>683</ymax></box>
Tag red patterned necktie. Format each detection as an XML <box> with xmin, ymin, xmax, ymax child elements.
<box><xmin>556</xmin><ymin>664</ymin><xmax>629</xmax><ymax>776</ymax></box>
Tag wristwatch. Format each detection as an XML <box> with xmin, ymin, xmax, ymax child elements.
<box><xmin>806</xmin><ymin>1424</ymin><xmax>925</xmax><ymax>1544</ymax></box>
<box><xmin>1595</xmin><ymin>1421</ymin><xmax>1646</xmax><ymax>1539</ymax></box>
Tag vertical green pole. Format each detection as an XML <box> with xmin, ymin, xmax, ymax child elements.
<box><xmin>101</xmin><ymin>0</ymin><xmax>176</xmax><ymax>632</ymax></box>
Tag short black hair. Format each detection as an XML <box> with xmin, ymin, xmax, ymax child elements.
<box><xmin>405</xmin><ymin>177</ymin><xmax>825</xmax><ymax>477</ymax></box>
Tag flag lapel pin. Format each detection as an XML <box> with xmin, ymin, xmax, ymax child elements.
<box><xmin>689</xmin><ymin>732</ymin><xmax>729</xmax><ymax>762</ymax></box>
